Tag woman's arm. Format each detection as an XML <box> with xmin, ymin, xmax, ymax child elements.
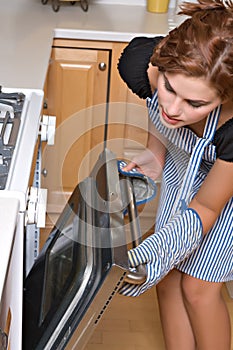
<box><xmin>123</xmin><ymin>119</ymin><xmax>166</xmax><ymax>180</ymax></box>
<box><xmin>189</xmin><ymin>158</ymin><xmax>233</xmax><ymax>234</ymax></box>
<box><xmin>123</xmin><ymin>65</ymin><xmax>165</xmax><ymax>178</ymax></box>
<box><xmin>120</xmin><ymin>158</ymin><xmax>233</xmax><ymax>296</ymax></box>
<box><xmin>119</xmin><ymin>44</ymin><xmax>164</xmax><ymax>179</ymax></box>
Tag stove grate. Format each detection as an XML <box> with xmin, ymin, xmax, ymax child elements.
<box><xmin>0</xmin><ymin>91</ymin><xmax>25</xmax><ymax>189</ymax></box>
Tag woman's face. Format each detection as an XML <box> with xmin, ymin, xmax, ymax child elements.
<box><xmin>157</xmin><ymin>71</ymin><xmax>221</xmax><ymax>129</ymax></box>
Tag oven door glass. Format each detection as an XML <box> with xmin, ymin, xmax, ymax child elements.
<box><xmin>23</xmin><ymin>149</ymin><xmax>129</xmax><ymax>350</ymax></box>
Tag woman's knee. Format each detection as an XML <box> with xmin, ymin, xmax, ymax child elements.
<box><xmin>181</xmin><ymin>274</ymin><xmax>223</xmax><ymax>308</ymax></box>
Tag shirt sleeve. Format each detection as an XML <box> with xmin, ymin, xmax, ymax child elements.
<box><xmin>213</xmin><ymin>118</ymin><xmax>233</xmax><ymax>162</ymax></box>
<box><xmin>117</xmin><ymin>36</ymin><xmax>164</xmax><ymax>99</ymax></box>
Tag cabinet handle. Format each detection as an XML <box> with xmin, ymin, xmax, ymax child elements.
<box><xmin>43</xmin><ymin>100</ymin><xmax>48</xmax><ymax>109</ymax></box>
<box><xmin>41</xmin><ymin>168</ymin><xmax>48</xmax><ymax>177</ymax></box>
<box><xmin>98</xmin><ymin>62</ymin><xmax>107</xmax><ymax>71</ymax></box>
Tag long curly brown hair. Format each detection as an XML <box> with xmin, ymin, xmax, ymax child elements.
<box><xmin>151</xmin><ymin>0</ymin><xmax>233</xmax><ymax>101</ymax></box>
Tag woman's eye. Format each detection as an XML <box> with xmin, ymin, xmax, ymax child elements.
<box><xmin>164</xmin><ymin>82</ymin><xmax>175</xmax><ymax>93</ymax></box>
<box><xmin>187</xmin><ymin>100</ymin><xmax>203</xmax><ymax>108</ymax></box>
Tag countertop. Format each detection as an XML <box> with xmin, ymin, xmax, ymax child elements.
<box><xmin>0</xmin><ymin>0</ymin><xmax>185</xmax><ymax>90</ymax></box>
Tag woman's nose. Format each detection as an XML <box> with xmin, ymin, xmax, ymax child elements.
<box><xmin>166</xmin><ymin>97</ymin><xmax>182</xmax><ymax>117</ymax></box>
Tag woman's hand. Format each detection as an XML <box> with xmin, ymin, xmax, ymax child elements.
<box><xmin>119</xmin><ymin>208</ymin><xmax>203</xmax><ymax>297</ymax></box>
<box><xmin>123</xmin><ymin>148</ymin><xmax>163</xmax><ymax>181</ymax></box>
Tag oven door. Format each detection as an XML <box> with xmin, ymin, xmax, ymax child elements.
<box><xmin>23</xmin><ymin>149</ymin><xmax>145</xmax><ymax>350</ymax></box>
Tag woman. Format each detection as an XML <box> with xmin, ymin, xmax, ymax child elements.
<box><xmin>118</xmin><ymin>1</ymin><xmax>233</xmax><ymax>349</ymax></box>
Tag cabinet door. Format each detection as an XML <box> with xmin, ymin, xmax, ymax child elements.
<box><xmin>42</xmin><ymin>46</ymin><xmax>110</xmax><ymax>211</ymax></box>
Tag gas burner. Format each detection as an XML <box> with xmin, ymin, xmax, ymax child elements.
<box><xmin>0</xmin><ymin>90</ymin><xmax>26</xmax><ymax>189</ymax></box>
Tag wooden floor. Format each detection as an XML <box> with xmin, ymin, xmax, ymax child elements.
<box><xmin>84</xmin><ymin>284</ymin><xmax>233</xmax><ymax>350</ymax></box>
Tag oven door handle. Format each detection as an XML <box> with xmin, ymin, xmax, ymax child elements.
<box><xmin>121</xmin><ymin>176</ymin><xmax>148</xmax><ymax>285</ymax></box>
<box><xmin>124</xmin><ymin>264</ymin><xmax>147</xmax><ymax>285</ymax></box>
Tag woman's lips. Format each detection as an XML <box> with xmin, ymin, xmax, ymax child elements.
<box><xmin>161</xmin><ymin>109</ymin><xmax>180</xmax><ymax>125</ymax></box>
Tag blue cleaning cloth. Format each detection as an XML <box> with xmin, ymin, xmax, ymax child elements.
<box><xmin>118</xmin><ymin>160</ymin><xmax>157</xmax><ymax>207</ymax></box>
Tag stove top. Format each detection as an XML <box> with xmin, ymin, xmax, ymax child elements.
<box><xmin>0</xmin><ymin>90</ymin><xmax>26</xmax><ymax>189</ymax></box>
<box><xmin>0</xmin><ymin>86</ymin><xmax>44</xmax><ymax>209</ymax></box>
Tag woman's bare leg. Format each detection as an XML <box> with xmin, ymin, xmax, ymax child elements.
<box><xmin>182</xmin><ymin>275</ymin><xmax>231</xmax><ymax>350</ymax></box>
<box><xmin>156</xmin><ymin>269</ymin><xmax>196</xmax><ymax>350</ymax></box>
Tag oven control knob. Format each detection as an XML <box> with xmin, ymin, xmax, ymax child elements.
<box><xmin>41</xmin><ymin>168</ymin><xmax>48</xmax><ymax>177</ymax></box>
<box><xmin>26</xmin><ymin>187</ymin><xmax>48</xmax><ymax>228</ymax></box>
<box><xmin>40</xmin><ymin>115</ymin><xmax>56</xmax><ymax>145</ymax></box>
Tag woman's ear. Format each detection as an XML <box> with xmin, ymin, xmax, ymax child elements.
<box><xmin>147</xmin><ymin>64</ymin><xmax>159</xmax><ymax>94</ymax></box>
